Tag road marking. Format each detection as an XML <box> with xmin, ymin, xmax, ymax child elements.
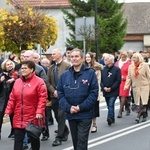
<box><xmin>62</xmin><ymin>120</ymin><xmax>150</xmax><ymax>150</ymax></box>
<box><xmin>88</xmin><ymin>122</ymin><xmax>150</xmax><ymax>148</ymax></box>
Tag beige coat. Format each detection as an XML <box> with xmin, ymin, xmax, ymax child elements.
<box><xmin>124</xmin><ymin>62</ymin><xmax>150</xmax><ymax>105</ymax></box>
<box><xmin>94</xmin><ymin>62</ymin><xmax>103</xmax><ymax>101</ymax></box>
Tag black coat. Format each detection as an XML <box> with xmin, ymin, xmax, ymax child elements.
<box><xmin>101</xmin><ymin>65</ymin><xmax>121</xmax><ymax>97</ymax></box>
<box><xmin>0</xmin><ymin>70</ymin><xmax>15</xmax><ymax>112</ymax></box>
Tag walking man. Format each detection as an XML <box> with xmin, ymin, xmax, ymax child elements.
<box><xmin>101</xmin><ymin>54</ymin><xmax>121</xmax><ymax>126</ymax></box>
<box><xmin>57</xmin><ymin>48</ymin><xmax>98</xmax><ymax>150</ymax></box>
<box><xmin>46</xmin><ymin>48</ymin><xmax>71</xmax><ymax>146</ymax></box>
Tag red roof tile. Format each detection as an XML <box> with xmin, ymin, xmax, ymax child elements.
<box><xmin>11</xmin><ymin>0</ymin><xmax>70</xmax><ymax>8</ymax></box>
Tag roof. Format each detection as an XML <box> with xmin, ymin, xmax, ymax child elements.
<box><xmin>10</xmin><ymin>0</ymin><xmax>70</xmax><ymax>8</ymax></box>
<box><xmin>10</xmin><ymin>1</ymin><xmax>150</xmax><ymax>34</ymax></box>
<box><xmin>123</xmin><ymin>3</ymin><xmax>150</xmax><ymax>34</ymax></box>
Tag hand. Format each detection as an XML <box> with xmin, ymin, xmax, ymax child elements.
<box><xmin>70</xmin><ymin>106</ymin><xmax>79</xmax><ymax>114</ymax></box>
<box><xmin>76</xmin><ymin>105</ymin><xmax>80</xmax><ymax>112</ymax></box>
<box><xmin>122</xmin><ymin>76</ymin><xmax>126</xmax><ymax>81</ymax></box>
<box><xmin>107</xmin><ymin>88</ymin><xmax>111</xmax><ymax>92</ymax></box>
<box><xmin>53</xmin><ymin>90</ymin><xmax>58</xmax><ymax>98</ymax></box>
<box><xmin>104</xmin><ymin>87</ymin><xmax>111</xmax><ymax>92</ymax></box>
<box><xmin>6</xmin><ymin>78</ymin><xmax>14</xmax><ymax>84</ymax></box>
<box><xmin>124</xmin><ymin>87</ymin><xmax>128</xmax><ymax>90</ymax></box>
<box><xmin>0</xmin><ymin>76</ymin><xmax>5</xmax><ymax>82</ymax></box>
<box><xmin>36</xmin><ymin>114</ymin><xmax>43</xmax><ymax>119</ymax></box>
<box><xmin>4</xmin><ymin>114</ymin><xmax>9</xmax><ymax>118</ymax></box>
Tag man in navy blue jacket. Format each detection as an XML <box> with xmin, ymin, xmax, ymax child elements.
<box><xmin>101</xmin><ymin>54</ymin><xmax>121</xmax><ymax>126</ymax></box>
<box><xmin>57</xmin><ymin>48</ymin><xmax>98</xmax><ymax>150</ymax></box>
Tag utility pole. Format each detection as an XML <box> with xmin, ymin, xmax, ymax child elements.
<box><xmin>95</xmin><ymin>0</ymin><xmax>98</xmax><ymax>61</ymax></box>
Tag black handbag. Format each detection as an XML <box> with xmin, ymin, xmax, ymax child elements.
<box><xmin>25</xmin><ymin>118</ymin><xmax>43</xmax><ymax>139</ymax></box>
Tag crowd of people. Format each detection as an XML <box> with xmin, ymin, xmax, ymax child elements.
<box><xmin>0</xmin><ymin>48</ymin><xmax>150</xmax><ymax>150</ymax></box>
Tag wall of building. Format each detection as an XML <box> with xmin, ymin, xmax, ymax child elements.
<box><xmin>42</xmin><ymin>8</ymin><xmax>72</xmax><ymax>54</ymax></box>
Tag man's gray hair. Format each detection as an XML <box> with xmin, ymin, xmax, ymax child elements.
<box><xmin>52</xmin><ymin>48</ymin><xmax>63</xmax><ymax>56</ymax></box>
<box><xmin>105</xmin><ymin>54</ymin><xmax>114</xmax><ymax>63</ymax></box>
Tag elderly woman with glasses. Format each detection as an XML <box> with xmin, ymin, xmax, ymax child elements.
<box><xmin>0</xmin><ymin>59</ymin><xmax>18</xmax><ymax>139</ymax></box>
<box><xmin>124</xmin><ymin>52</ymin><xmax>150</xmax><ymax>123</ymax></box>
<box><xmin>5</xmin><ymin>60</ymin><xmax>47</xmax><ymax>150</ymax></box>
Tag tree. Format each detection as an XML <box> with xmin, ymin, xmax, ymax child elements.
<box><xmin>0</xmin><ymin>4</ymin><xmax>58</xmax><ymax>53</ymax></box>
<box><xmin>63</xmin><ymin>0</ymin><xmax>127</xmax><ymax>54</ymax></box>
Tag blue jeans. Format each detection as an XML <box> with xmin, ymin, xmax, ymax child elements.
<box><xmin>105</xmin><ymin>97</ymin><xmax>117</xmax><ymax>121</ymax></box>
<box><xmin>23</xmin><ymin>133</ymin><xmax>28</xmax><ymax>146</ymax></box>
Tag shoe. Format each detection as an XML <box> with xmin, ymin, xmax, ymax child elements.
<box><xmin>54</xmin><ymin>130</ymin><xmax>58</xmax><ymax>133</ymax></box>
<box><xmin>135</xmin><ymin>117</ymin><xmax>140</xmax><ymax>123</ymax></box>
<box><xmin>126</xmin><ymin>109</ymin><xmax>130</xmax><ymax>116</ymax></box>
<box><xmin>142</xmin><ymin>117</ymin><xmax>147</xmax><ymax>122</ymax></box>
<box><xmin>112</xmin><ymin>119</ymin><xmax>115</xmax><ymax>124</ymax></box>
<box><xmin>22</xmin><ymin>145</ymin><xmax>28</xmax><ymax>150</ymax></box>
<box><xmin>117</xmin><ymin>115</ymin><xmax>122</xmax><ymax>118</ymax></box>
<box><xmin>41</xmin><ymin>136</ymin><xmax>49</xmax><ymax>141</ymax></box>
<box><xmin>52</xmin><ymin>139</ymin><xmax>62</xmax><ymax>146</ymax></box>
<box><xmin>8</xmin><ymin>134</ymin><xmax>14</xmax><ymax>138</ymax></box>
<box><xmin>48</xmin><ymin>121</ymin><xmax>54</xmax><ymax>126</ymax></box>
<box><xmin>62</xmin><ymin>135</ymin><xmax>68</xmax><ymax>141</ymax></box>
<box><xmin>91</xmin><ymin>126</ymin><xmax>97</xmax><ymax>133</ymax></box>
<box><xmin>107</xmin><ymin>118</ymin><xmax>112</xmax><ymax>126</ymax></box>
<box><xmin>117</xmin><ymin>112</ymin><xmax>122</xmax><ymax>118</ymax></box>
<box><xmin>62</xmin><ymin>132</ymin><xmax>69</xmax><ymax>141</ymax></box>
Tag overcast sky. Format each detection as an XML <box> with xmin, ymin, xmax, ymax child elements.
<box><xmin>118</xmin><ymin>0</ymin><xmax>150</xmax><ymax>2</ymax></box>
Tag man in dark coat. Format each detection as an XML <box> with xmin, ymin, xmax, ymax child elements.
<box><xmin>57</xmin><ymin>48</ymin><xmax>98</xmax><ymax>150</ymax></box>
<box><xmin>101</xmin><ymin>54</ymin><xmax>121</xmax><ymax>126</ymax></box>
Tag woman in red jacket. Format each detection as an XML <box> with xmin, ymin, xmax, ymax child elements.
<box><xmin>5</xmin><ymin>60</ymin><xmax>47</xmax><ymax>150</ymax></box>
<box><xmin>115</xmin><ymin>51</ymin><xmax>131</xmax><ymax>118</ymax></box>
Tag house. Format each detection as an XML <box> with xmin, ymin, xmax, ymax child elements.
<box><xmin>9</xmin><ymin>0</ymin><xmax>71</xmax><ymax>55</ymax></box>
<box><xmin>2</xmin><ymin>1</ymin><xmax>150</xmax><ymax>53</ymax></box>
<box><xmin>122</xmin><ymin>2</ymin><xmax>150</xmax><ymax>52</ymax></box>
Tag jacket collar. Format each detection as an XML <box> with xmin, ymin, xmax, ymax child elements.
<box><xmin>20</xmin><ymin>72</ymin><xmax>35</xmax><ymax>82</ymax></box>
<box><xmin>69</xmin><ymin>64</ymin><xmax>90</xmax><ymax>73</ymax></box>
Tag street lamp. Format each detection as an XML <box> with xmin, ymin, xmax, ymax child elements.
<box><xmin>94</xmin><ymin>0</ymin><xmax>98</xmax><ymax>61</ymax></box>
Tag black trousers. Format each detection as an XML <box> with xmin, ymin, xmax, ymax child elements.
<box><xmin>69</xmin><ymin>118</ymin><xmax>92</xmax><ymax>150</ymax></box>
<box><xmin>42</xmin><ymin>109</ymin><xmax>49</xmax><ymax>137</ymax></box>
<box><xmin>57</xmin><ymin>107</ymin><xmax>69</xmax><ymax>139</ymax></box>
<box><xmin>0</xmin><ymin>102</ymin><xmax>14</xmax><ymax>134</ymax></box>
<box><xmin>51</xmin><ymin>98</ymin><xmax>59</xmax><ymax>122</ymax></box>
<box><xmin>46</xmin><ymin>106</ymin><xmax>54</xmax><ymax>123</ymax></box>
<box><xmin>14</xmin><ymin>128</ymin><xmax>40</xmax><ymax>150</ymax></box>
<box><xmin>51</xmin><ymin>98</ymin><xmax>69</xmax><ymax>139</ymax></box>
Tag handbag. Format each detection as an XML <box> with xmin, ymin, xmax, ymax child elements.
<box><xmin>25</xmin><ymin>118</ymin><xmax>43</xmax><ymax>139</ymax></box>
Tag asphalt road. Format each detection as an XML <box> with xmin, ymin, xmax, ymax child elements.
<box><xmin>1</xmin><ymin>98</ymin><xmax>150</xmax><ymax>150</ymax></box>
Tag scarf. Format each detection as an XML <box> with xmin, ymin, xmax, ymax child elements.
<box><xmin>118</xmin><ymin>59</ymin><xmax>128</xmax><ymax>69</ymax></box>
<box><xmin>134</xmin><ymin>62</ymin><xmax>139</xmax><ymax>77</ymax></box>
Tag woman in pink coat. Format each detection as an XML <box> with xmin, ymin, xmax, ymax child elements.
<box><xmin>5</xmin><ymin>60</ymin><xmax>47</xmax><ymax>150</ymax></box>
<box><xmin>115</xmin><ymin>51</ymin><xmax>131</xmax><ymax>118</ymax></box>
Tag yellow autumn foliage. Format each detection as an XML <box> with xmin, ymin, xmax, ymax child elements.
<box><xmin>0</xmin><ymin>4</ymin><xmax>58</xmax><ymax>52</ymax></box>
